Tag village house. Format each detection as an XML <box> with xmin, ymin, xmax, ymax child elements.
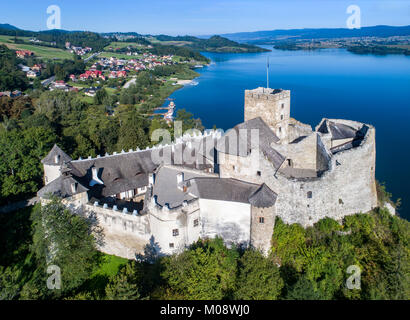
<box><xmin>16</xmin><ymin>50</ymin><xmax>34</xmax><ymax>59</ymax></box>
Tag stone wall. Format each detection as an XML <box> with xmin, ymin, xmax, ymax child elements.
<box><xmin>148</xmin><ymin>200</ymin><xmax>201</xmax><ymax>255</ymax></box>
<box><xmin>199</xmin><ymin>198</ymin><xmax>251</xmax><ymax>247</ymax></box>
<box><xmin>83</xmin><ymin>203</ymin><xmax>151</xmax><ymax>259</ymax></box>
<box><xmin>244</xmin><ymin>88</ymin><xmax>291</xmax><ymax>142</ymax></box>
<box><xmin>250</xmin><ymin>205</ymin><xmax>276</xmax><ymax>255</ymax></box>
<box><xmin>219</xmin><ymin>123</ymin><xmax>378</xmax><ymax>227</ymax></box>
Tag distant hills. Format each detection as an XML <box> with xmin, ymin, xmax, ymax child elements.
<box><xmin>0</xmin><ymin>23</ymin><xmax>268</xmax><ymax>53</ymax></box>
<box><xmin>0</xmin><ymin>23</ymin><xmax>19</xmax><ymax>30</ymax></box>
<box><xmin>220</xmin><ymin>25</ymin><xmax>410</xmax><ymax>44</ymax></box>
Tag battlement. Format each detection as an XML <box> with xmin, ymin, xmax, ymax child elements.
<box><xmin>245</xmin><ymin>87</ymin><xmax>290</xmax><ymax>101</ymax></box>
<box><xmin>71</xmin><ymin>129</ymin><xmax>223</xmax><ymax>163</ymax></box>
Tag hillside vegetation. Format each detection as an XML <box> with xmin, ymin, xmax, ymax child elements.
<box><xmin>1</xmin><ymin>200</ymin><xmax>408</xmax><ymax>300</ymax></box>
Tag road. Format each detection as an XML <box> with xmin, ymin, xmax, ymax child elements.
<box><xmin>84</xmin><ymin>51</ymin><xmax>101</xmax><ymax>62</ymax></box>
<box><xmin>123</xmin><ymin>76</ymin><xmax>137</xmax><ymax>89</ymax></box>
<box><xmin>41</xmin><ymin>75</ymin><xmax>55</xmax><ymax>87</ymax></box>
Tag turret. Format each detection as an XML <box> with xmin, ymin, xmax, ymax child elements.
<box><xmin>41</xmin><ymin>144</ymin><xmax>72</xmax><ymax>184</ymax></box>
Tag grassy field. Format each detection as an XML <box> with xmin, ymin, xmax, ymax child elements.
<box><xmin>92</xmin><ymin>253</ymin><xmax>128</xmax><ymax>278</ymax></box>
<box><xmin>100</xmin><ymin>51</ymin><xmax>139</xmax><ymax>60</ymax></box>
<box><xmin>0</xmin><ymin>35</ymin><xmax>73</xmax><ymax>60</ymax></box>
<box><xmin>104</xmin><ymin>41</ymin><xmax>148</xmax><ymax>50</ymax></box>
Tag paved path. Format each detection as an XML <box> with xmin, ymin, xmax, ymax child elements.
<box><xmin>123</xmin><ymin>77</ymin><xmax>137</xmax><ymax>89</ymax></box>
<box><xmin>0</xmin><ymin>197</ymin><xmax>39</xmax><ymax>214</ymax></box>
<box><xmin>41</xmin><ymin>76</ymin><xmax>55</xmax><ymax>87</ymax></box>
<box><xmin>84</xmin><ymin>51</ymin><xmax>101</xmax><ymax>62</ymax></box>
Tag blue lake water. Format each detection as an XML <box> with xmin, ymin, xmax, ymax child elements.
<box><xmin>163</xmin><ymin>47</ymin><xmax>410</xmax><ymax>220</ymax></box>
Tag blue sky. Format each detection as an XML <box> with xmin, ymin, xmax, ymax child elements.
<box><xmin>1</xmin><ymin>0</ymin><xmax>409</xmax><ymax>35</ymax></box>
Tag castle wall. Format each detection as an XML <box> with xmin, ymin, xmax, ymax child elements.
<box><xmin>274</xmin><ymin>133</ymin><xmax>318</xmax><ymax>171</ymax></box>
<box><xmin>219</xmin><ymin>126</ymin><xmax>377</xmax><ymax>227</ymax></box>
<box><xmin>83</xmin><ymin>204</ymin><xmax>151</xmax><ymax>260</ymax></box>
<box><xmin>199</xmin><ymin>199</ymin><xmax>251</xmax><ymax>247</ymax></box>
<box><xmin>288</xmin><ymin>118</ymin><xmax>313</xmax><ymax>143</ymax></box>
<box><xmin>148</xmin><ymin>201</ymin><xmax>201</xmax><ymax>255</ymax></box>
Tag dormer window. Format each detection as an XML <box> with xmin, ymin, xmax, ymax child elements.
<box><xmin>90</xmin><ymin>167</ymin><xmax>104</xmax><ymax>186</ymax></box>
<box><xmin>71</xmin><ymin>182</ymin><xmax>78</xmax><ymax>193</ymax></box>
<box><xmin>54</xmin><ymin>155</ymin><xmax>60</xmax><ymax>164</ymax></box>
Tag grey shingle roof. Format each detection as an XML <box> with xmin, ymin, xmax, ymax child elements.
<box><xmin>187</xmin><ymin>177</ymin><xmax>277</xmax><ymax>207</ymax></box>
<box><xmin>41</xmin><ymin>144</ymin><xmax>72</xmax><ymax>165</ymax></box>
<box><xmin>40</xmin><ymin>135</ymin><xmax>214</xmax><ymax>199</ymax></box>
<box><xmin>328</xmin><ymin>121</ymin><xmax>357</xmax><ymax>140</ymax></box>
<box><xmin>37</xmin><ymin>175</ymin><xmax>88</xmax><ymax>198</ymax></box>
<box><xmin>248</xmin><ymin>183</ymin><xmax>278</xmax><ymax>207</ymax></box>
<box><xmin>216</xmin><ymin>117</ymin><xmax>285</xmax><ymax>169</ymax></box>
<box><xmin>152</xmin><ymin>166</ymin><xmax>212</xmax><ymax>208</ymax></box>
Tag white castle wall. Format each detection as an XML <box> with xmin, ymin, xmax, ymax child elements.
<box><xmin>83</xmin><ymin>203</ymin><xmax>151</xmax><ymax>259</ymax></box>
<box><xmin>148</xmin><ymin>200</ymin><xmax>201</xmax><ymax>255</ymax></box>
<box><xmin>198</xmin><ymin>199</ymin><xmax>251</xmax><ymax>247</ymax></box>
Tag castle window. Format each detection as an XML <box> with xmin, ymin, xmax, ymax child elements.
<box><xmin>278</xmin><ymin>127</ymin><xmax>282</xmax><ymax>133</ymax></box>
<box><xmin>193</xmin><ymin>219</ymin><xmax>199</xmax><ymax>227</ymax></box>
<box><xmin>281</xmin><ymin>114</ymin><xmax>284</xmax><ymax>120</ymax></box>
<box><xmin>339</xmin><ymin>198</ymin><xmax>344</xmax><ymax>205</ymax></box>
<box><xmin>172</xmin><ymin>229</ymin><xmax>179</xmax><ymax>237</ymax></box>
<box><xmin>307</xmin><ymin>191</ymin><xmax>312</xmax><ymax>199</ymax></box>
<box><xmin>281</xmin><ymin>103</ymin><xmax>284</xmax><ymax>109</ymax></box>
<box><xmin>257</xmin><ymin>171</ymin><xmax>261</xmax><ymax>176</ymax></box>
<box><xmin>287</xmin><ymin>159</ymin><xmax>292</xmax><ymax>167</ymax></box>
<box><xmin>336</xmin><ymin>160</ymin><xmax>341</xmax><ymax>166</ymax></box>
<box><xmin>259</xmin><ymin>217</ymin><xmax>265</xmax><ymax>224</ymax></box>
<box><xmin>169</xmin><ymin>243</ymin><xmax>174</xmax><ymax>248</ymax></box>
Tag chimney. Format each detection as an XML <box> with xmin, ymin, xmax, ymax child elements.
<box><xmin>177</xmin><ymin>172</ymin><xmax>184</xmax><ymax>184</ymax></box>
<box><xmin>149</xmin><ymin>173</ymin><xmax>156</xmax><ymax>186</ymax></box>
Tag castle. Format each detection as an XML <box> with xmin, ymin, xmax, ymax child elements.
<box><xmin>38</xmin><ymin>87</ymin><xmax>378</xmax><ymax>259</ymax></box>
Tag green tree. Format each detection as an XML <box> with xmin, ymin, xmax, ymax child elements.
<box><xmin>94</xmin><ymin>88</ymin><xmax>108</xmax><ymax>105</ymax></box>
<box><xmin>0</xmin><ymin>126</ymin><xmax>57</xmax><ymax>203</ymax></box>
<box><xmin>105</xmin><ymin>263</ymin><xmax>141</xmax><ymax>300</ymax></box>
<box><xmin>235</xmin><ymin>250</ymin><xmax>283</xmax><ymax>300</ymax></box>
<box><xmin>27</xmin><ymin>198</ymin><xmax>98</xmax><ymax>298</ymax></box>
<box><xmin>161</xmin><ymin>238</ymin><xmax>238</xmax><ymax>300</ymax></box>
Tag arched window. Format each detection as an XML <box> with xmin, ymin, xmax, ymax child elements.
<box><xmin>307</xmin><ymin>191</ymin><xmax>312</xmax><ymax>198</ymax></box>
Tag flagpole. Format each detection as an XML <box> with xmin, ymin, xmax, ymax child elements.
<box><xmin>267</xmin><ymin>56</ymin><xmax>269</xmax><ymax>89</ymax></box>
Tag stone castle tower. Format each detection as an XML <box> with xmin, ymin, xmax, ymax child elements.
<box><xmin>244</xmin><ymin>87</ymin><xmax>291</xmax><ymax>143</ymax></box>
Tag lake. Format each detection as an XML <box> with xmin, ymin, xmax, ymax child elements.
<box><xmin>162</xmin><ymin>47</ymin><xmax>410</xmax><ymax>220</ymax></box>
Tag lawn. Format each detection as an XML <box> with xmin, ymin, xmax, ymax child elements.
<box><xmin>0</xmin><ymin>36</ymin><xmax>73</xmax><ymax>60</ymax></box>
<box><xmin>104</xmin><ymin>41</ymin><xmax>148</xmax><ymax>50</ymax></box>
<box><xmin>92</xmin><ymin>253</ymin><xmax>128</xmax><ymax>278</ymax></box>
<box><xmin>100</xmin><ymin>51</ymin><xmax>138</xmax><ymax>60</ymax></box>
